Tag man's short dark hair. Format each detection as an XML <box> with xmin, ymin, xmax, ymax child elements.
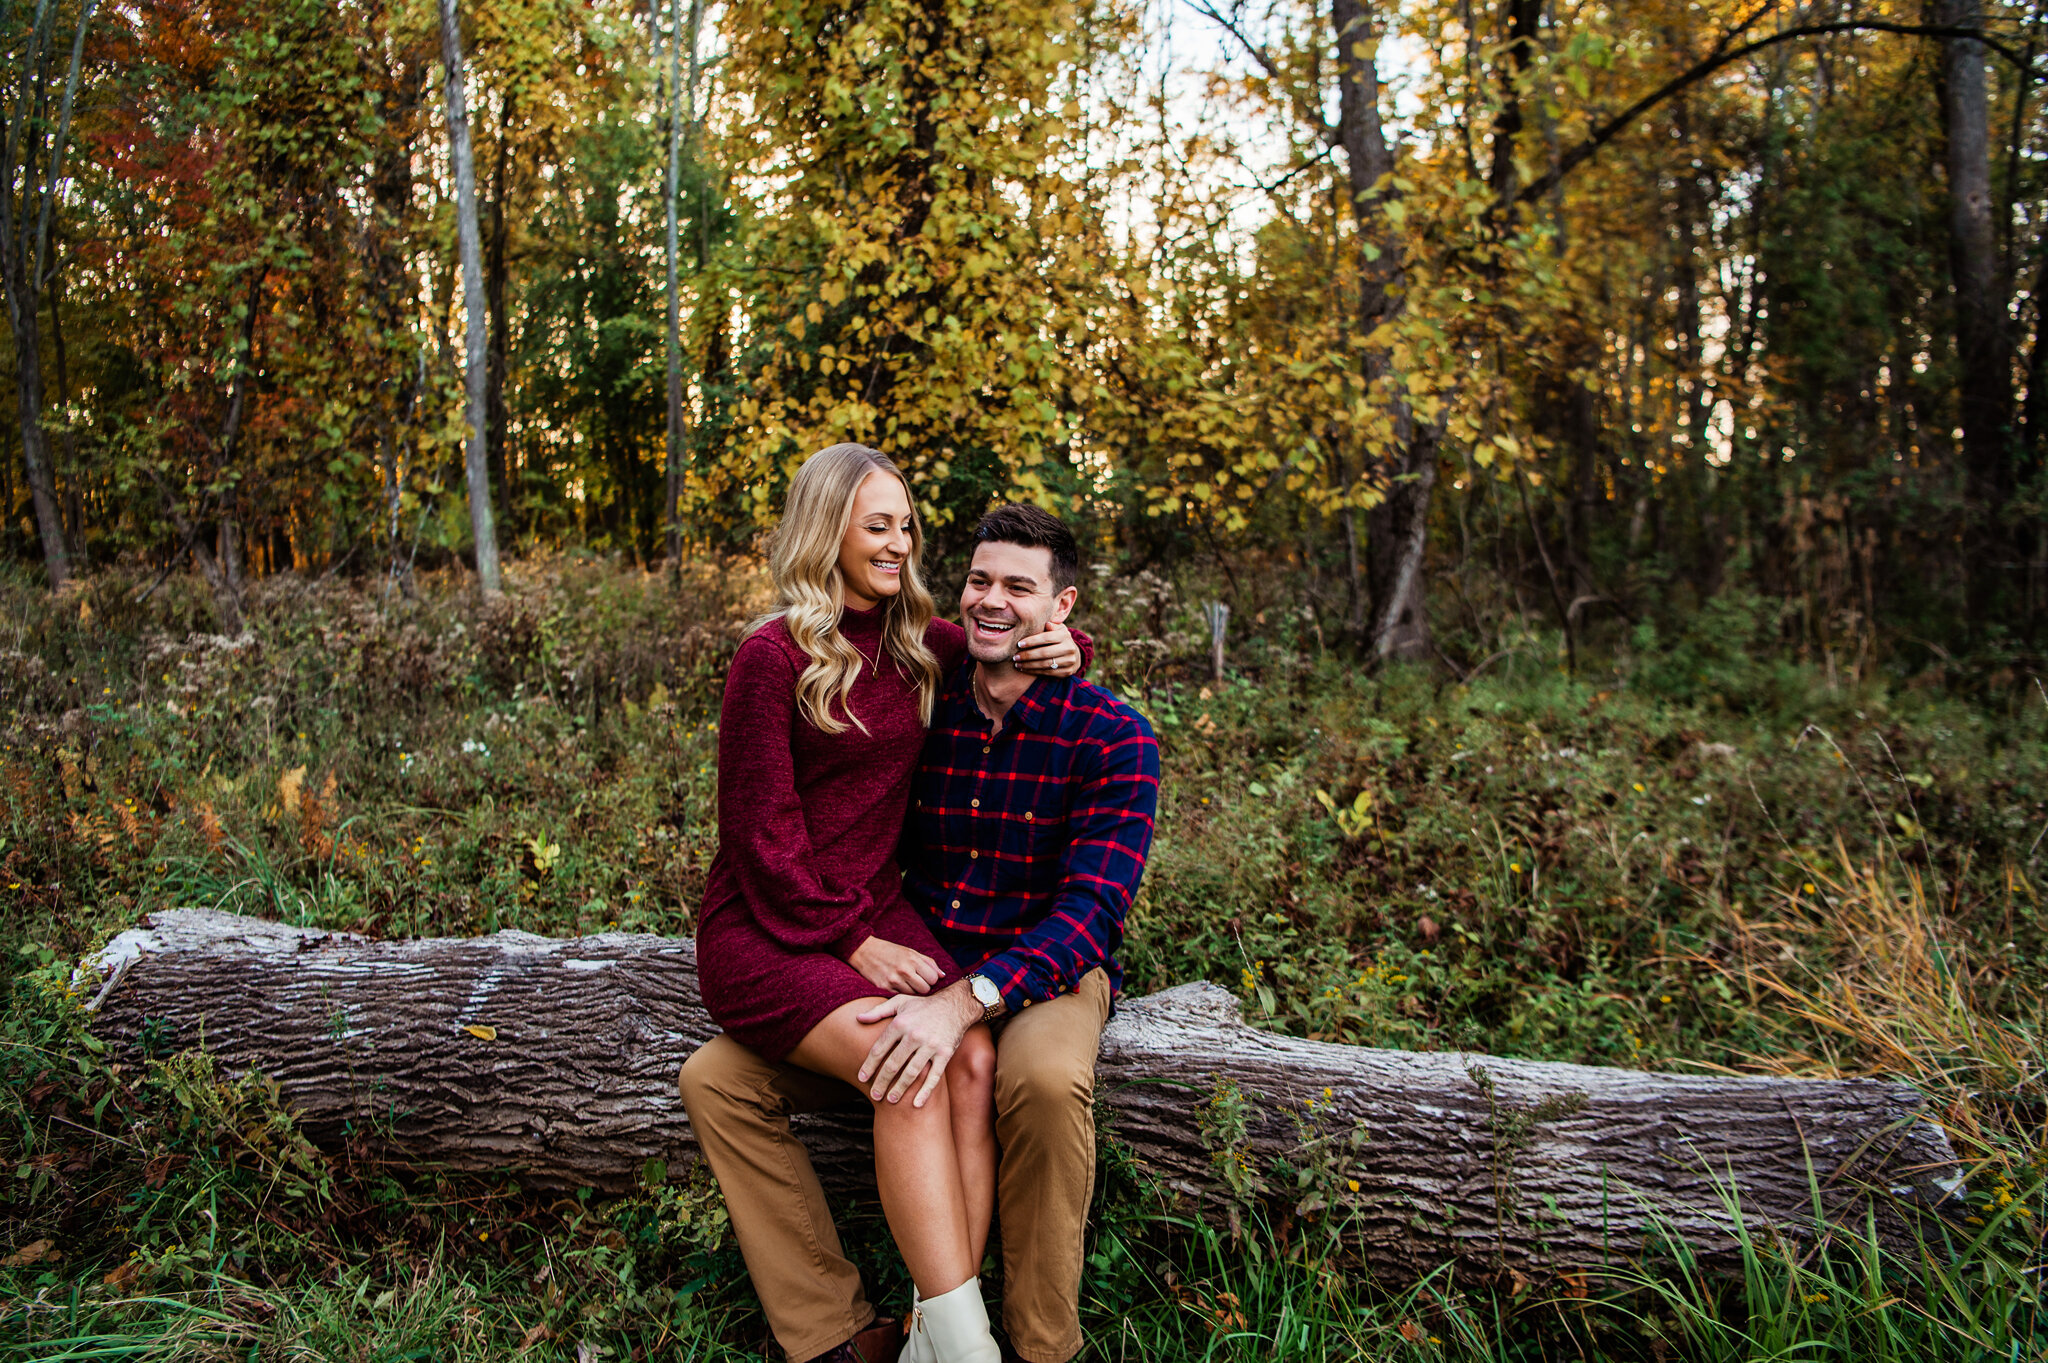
<box><xmin>972</xmin><ymin>503</ymin><xmax>1078</xmax><ymax>591</ymax></box>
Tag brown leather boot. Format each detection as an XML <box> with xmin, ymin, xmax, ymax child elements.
<box><xmin>804</xmin><ymin>1319</ymin><xmax>905</xmax><ymax>1363</ymax></box>
<box><xmin>851</xmin><ymin>1319</ymin><xmax>905</xmax><ymax>1363</ymax></box>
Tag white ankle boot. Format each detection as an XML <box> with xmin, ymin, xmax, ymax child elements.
<box><xmin>906</xmin><ymin>1278</ymin><xmax>999</xmax><ymax>1363</ymax></box>
<box><xmin>903</xmin><ymin>1289</ymin><xmax>932</xmax><ymax>1363</ymax></box>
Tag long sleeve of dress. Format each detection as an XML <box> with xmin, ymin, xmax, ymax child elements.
<box><xmin>714</xmin><ymin>634</ymin><xmax>874</xmax><ymax>959</ymax></box>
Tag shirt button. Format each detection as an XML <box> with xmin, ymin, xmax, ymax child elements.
<box><xmin>970</xmin><ymin>850</ymin><xmax>979</xmax><ymax>859</ymax></box>
<box><xmin>951</xmin><ymin>899</ymin><xmax>960</xmax><ymax>909</ymax></box>
<box><xmin>1025</xmin><ymin>811</ymin><xmax>1033</xmax><ymax>821</ymax></box>
<box><xmin>982</xmin><ymin>745</ymin><xmax>991</xmax><ymax>754</ymax></box>
<box><xmin>970</xmin><ymin>798</ymin><xmax>980</xmax><ymax>808</ymax></box>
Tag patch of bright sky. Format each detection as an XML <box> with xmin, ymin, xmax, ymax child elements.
<box><xmin>1093</xmin><ymin>0</ymin><xmax>1430</xmax><ymax>257</ymax></box>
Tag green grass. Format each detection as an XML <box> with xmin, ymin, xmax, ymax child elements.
<box><xmin>3</xmin><ymin>557</ymin><xmax>2046</xmax><ymax>1360</ymax></box>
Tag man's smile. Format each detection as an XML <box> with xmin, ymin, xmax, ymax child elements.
<box><xmin>969</xmin><ymin>613</ymin><xmax>1020</xmax><ymax>643</ymax></box>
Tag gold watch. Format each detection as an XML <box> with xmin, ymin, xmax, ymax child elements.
<box><xmin>968</xmin><ymin>973</ymin><xmax>1006</xmax><ymax>1021</ymax></box>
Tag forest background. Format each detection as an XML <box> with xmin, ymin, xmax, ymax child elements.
<box><xmin>4</xmin><ymin>0</ymin><xmax>2048</xmax><ymax>1357</ymax></box>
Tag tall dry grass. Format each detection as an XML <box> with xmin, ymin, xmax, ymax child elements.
<box><xmin>1706</xmin><ymin>841</ymin><xmax>2045</xmax><ymax>1181</ymax></box>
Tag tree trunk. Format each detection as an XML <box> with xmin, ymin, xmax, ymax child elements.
<box><xmin>1939</xmin><ymin>0</ymin><xmax>2016</xmax><ymax>614</ymax></box>
<box><xmin>366</xmin><ymin>56</ymin><xmax>424</xmax><ymax>596</ymax></box>
<box><xmin>439</xmin><ymin>0</ymin><xmax>501</xmax><ymax>594</ymax></box>
<box><xmin>1332</xmin><ymin>0</ymin><xmax>1438</xmax><ymax>662</ymax></box>
<box><xmin>661</xmin><ymin>0</ymin><xmax>688</xmax><ymax>565</ymax></box>
<box><xmin>48</xmin><ymin>230</ymin><xmax>85</xmax><ymax>569</ymax></box>
<box><xmin>1487</xmin><ymin>0</ymin><xmax>1543</xmax><ymax>203</ymax></box>
<box><xmin>486</xmin><ymin>90</ymin><xmax>513</xmax><ymax>529</ymax></box>
<box><xmin>85</xmin><ymin>910</ymin><xmax>1961</xmax><ymax>1284</ymax></box>
<box><xmin>3</xmin><ymin>312</ymin><xmax>67</xmax><ymax>588</ymax></box>
<box><xmin>1364</xmin><ymin>452</ymin><xmax>1437</xmax><ymax>661</ymax></box>
<box><xmin>0</xmin><ymin>0</ymin><xmax>98</xmax><ymax>592</ymax></box>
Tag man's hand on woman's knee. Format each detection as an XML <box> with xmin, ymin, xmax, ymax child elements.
<box><xmin>856</xmin><ymin>982</ymin><xmax>983</xmax><ymax>1107</ymax></box>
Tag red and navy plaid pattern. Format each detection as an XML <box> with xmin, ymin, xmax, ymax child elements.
<box><xmin>901</xmin><ymin>664</ymin><xmax>1159</xmax><ymax>1012</ymax></box>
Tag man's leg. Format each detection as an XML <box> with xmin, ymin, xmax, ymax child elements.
<box><xmin>990</xmin><ymin>969</ymin><xmax>1113</xmax><ymax>1363</ymax></box>
<box><xmin>678</xmin><ymin>1034</ymin><xmax>878</xmax><ymax>1362</ymax></box>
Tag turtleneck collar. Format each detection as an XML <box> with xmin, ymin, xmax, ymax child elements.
<box><xmin>840</xmin><ymin>600</ymin><xmax>887</xmax><ymax>638</ymax></box>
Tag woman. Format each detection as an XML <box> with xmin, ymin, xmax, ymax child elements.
<box><xmin>690</xmin><ymin>444</ymin><xmax>1087</xmax><ymax>1363</ymax></box>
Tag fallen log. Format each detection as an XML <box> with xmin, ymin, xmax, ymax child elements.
<box><xmin>85</xmin><ymin>909</ymin><xmax>1961</xmax><ymax>1282</ymax></box>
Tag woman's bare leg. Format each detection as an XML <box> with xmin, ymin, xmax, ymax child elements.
<box><xmin>950</xmin><ymin>1024</ymin><xmax>997</xmax><ymax>1272</ymax></box>
<box><xmin>789</xmin><ymin>998</ymin><xmax>976</xmax><ymax>1296</ymax></box>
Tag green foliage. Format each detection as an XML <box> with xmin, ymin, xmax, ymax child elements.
<box><xmin>707</xmin><ymin>0</ymin><xmax>1130</xmax><ymax>539</ymax></box>
<box><xmin>3</xmin><ymin>562</ymin><xmax>2047</xmax><ymax>1358</ymax></box>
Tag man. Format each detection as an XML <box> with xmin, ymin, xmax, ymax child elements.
<box><xmin>678</xmin><ymin>504</ymin><xmax>1160</xmax><ymax>1363</ymax></box>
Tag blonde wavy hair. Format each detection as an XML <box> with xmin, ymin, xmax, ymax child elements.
<box><xmin>749</xmin><ymin>443</ymin><xmax>942</xmax><ymax>734</ymax></box>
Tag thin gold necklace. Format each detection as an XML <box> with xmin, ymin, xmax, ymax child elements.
<box><xmin>972</xmin><ymin>667</ymin><xmax>1011</xmax><ymax>728</ymax></box>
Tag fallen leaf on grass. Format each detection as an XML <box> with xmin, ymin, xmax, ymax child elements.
<box><xmin>103</xmin><ymin>1260</ymin><xmax>141</xmax><ymax>1292</ymax></box>
<box><xmin>518</xmin><ymin>1323</ymin><xmax>555</xmax><ymax>1350</ymax></box>
<box><xmin>2</xmin><ymin>1239</ymin><xmax>54</xmax><ymax>1267</ymax></box>
<box><xmin>278</xmin><ymin>765</ymin><xmax>307</xmax><ymax>816</ymax></box>
<box><xmin>462</xmin><ymin>1025</ymin><xmax>497</xmax><ymax>1040</ymax></box>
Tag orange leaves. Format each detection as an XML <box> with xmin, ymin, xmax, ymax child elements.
<box><xmin>196</xmin><ymin>801</ymin><xmax>225</xmax><ymax>853</ymax></box>
<box><xmin>276</xmin><ymin>765</ymin><xmax>338</xmax><ymax>860</ymax></box>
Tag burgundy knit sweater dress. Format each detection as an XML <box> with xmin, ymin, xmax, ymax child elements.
<box><xmin>695</xmin><ymin>604</ymin><xmax>1089</xmax><ymax>1061</ymax></box>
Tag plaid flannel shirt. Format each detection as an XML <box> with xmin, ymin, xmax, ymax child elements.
<box><xmin>900</xmin><ymin>663</ymin><xmax>1160</xmax><ymax>1012</ymax></box>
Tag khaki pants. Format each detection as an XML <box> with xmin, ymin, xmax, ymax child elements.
<box><xmin>678</xmin><ymin>969</ymin><xmax>1112</xmax><ymax>1363</ymax></box>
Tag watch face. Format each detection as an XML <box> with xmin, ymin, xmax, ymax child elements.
<box><xmin>972</xmin><ymin>975</ymin><xmax>999</xmax><ymax>1007</ymax></box>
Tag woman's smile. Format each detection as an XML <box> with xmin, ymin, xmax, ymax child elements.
<box><xmin>838</xmin><ymin>470</ymin><xmax>915</xmax><ymax>608</ymax></box>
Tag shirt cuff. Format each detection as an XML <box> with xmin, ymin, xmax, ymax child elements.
<box><xmin>977</xmin><ymin>951</ymin><xmax>1059</xmax><ymax>1012</ymax></box>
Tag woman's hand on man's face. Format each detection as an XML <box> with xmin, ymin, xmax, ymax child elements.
<box><xmin>1014</xmin><ymin>620</ymin><xmax>1080</xmax><ymax>675</ymax></box>
<box><xmin>848</xmin><ymin>936</ymin><xmax>943</xmax><ymax>996</ymax></box>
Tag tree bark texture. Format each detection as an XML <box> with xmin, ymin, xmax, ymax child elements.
<box><xmin>662</xmin><ymin>0</ymin><xmax>687</xmax><ymax>565</ymax></box>
<box><xmin>1487</xmin><ymin>0</ymin><xmax>1543</xmax><ymax>203</ymax></box>
<box><xmin>1939</xmin><ymin>0</ymin><xmax>2016</xmax><ymax>618</ymax></box>
<box><xmin>486</xmin><ymin>91</ymin><xmax>513</xmax><ymax>524</ymax></box>
<box><xmin>1332</xmin><ymin>0</ymin><xmax>1438</xmax><ymax>663</ymax></box>
<box><xmin>0</xmin><ymin>0</ymin><xmax>98</xmax><ymax>592</ymax></box>
<box><xmin>439</xmin><ymin>0</ymin><xmax>501</xmax><ymax>594</ymax></box>
<box><xmin>85</xmin><ymin>910</ymin><xmax>1960</xmax><ymax>1282</ymax></box>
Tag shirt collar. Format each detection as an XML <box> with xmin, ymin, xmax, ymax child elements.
<box><xmin>942</xmin><ymin>661</ymin><xmax>1069</xmax><ymax>735</ymax></box>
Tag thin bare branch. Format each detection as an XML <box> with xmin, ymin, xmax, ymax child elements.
<box><xmin>1521</xmin><ymin>22</ymin><xmax>2040</xmax><ymax>205</ymax></box>
<box><xmin>31</xmin><ymin>0</ymin><xmax>95</xmax><ymax>291</ymax></box>
<box><xmin>1187</xmin><ymin>0</ymin><xmax>1338</xmax><ymax>143</ymax></box>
